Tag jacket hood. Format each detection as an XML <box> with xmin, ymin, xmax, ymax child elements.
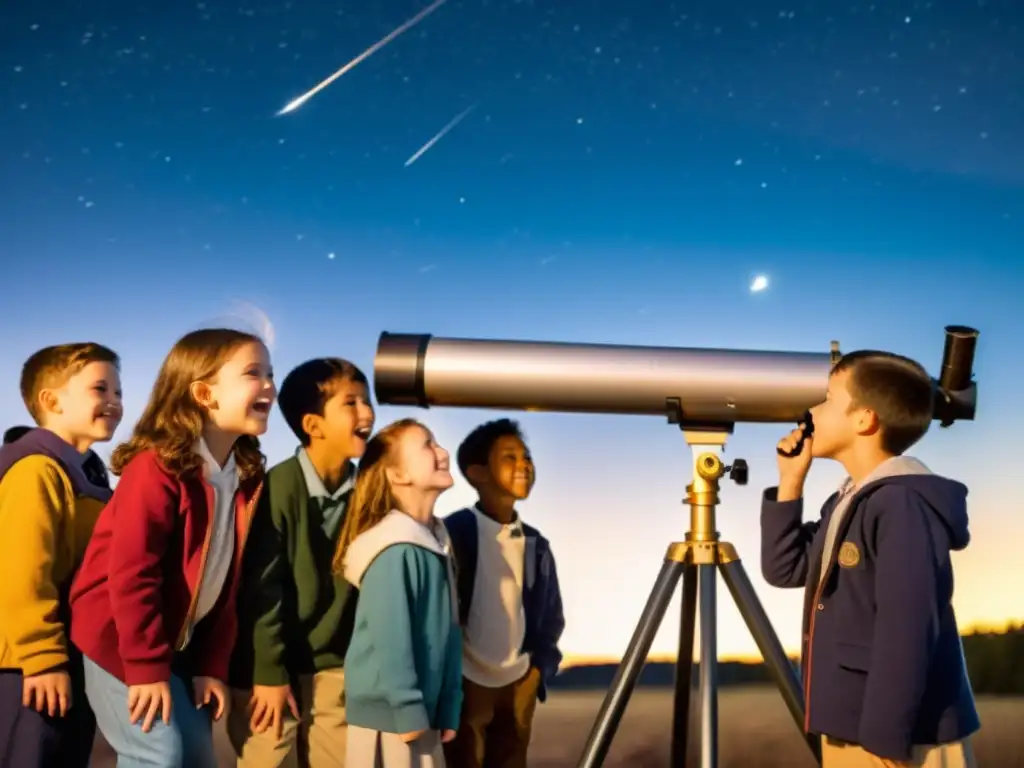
<box><xmin>343</xmin><ymin>511</ymin><xmax>453</xmax><ymax>588</ymax></box>
<box><xmin>0</xmin><ymin>427</ymin><xmax>112</xmax><ymax>502</ymax></box>
<box><xmin>857</xmin><ymin>456</ymin><xmax>970</xmax><ymax>551</ymax></box>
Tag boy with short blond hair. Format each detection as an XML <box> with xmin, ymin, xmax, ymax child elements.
<box><xmin>443</xmin><ymin>418</ymin><xmax>565</xmax><ymax>768</ymax></box>
<box><xmin>0</xmin><ymin>342</ymin><xmax>123</xmax><ymax>768</ymax></box>
<box><xmin>762</xmin><ymin>350</ymin><xmax>980</xmax><ymax>768</ymax></box>
<box><xmin>228</xmin><ymin>358</ymin><xmax>375</xmax><ymax>768</ymax></box>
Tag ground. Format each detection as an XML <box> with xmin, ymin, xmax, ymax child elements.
<box><xmin>90</xmin><ymin>686</ymin><xmax>1024</xmax><ymax>766</ymax></box>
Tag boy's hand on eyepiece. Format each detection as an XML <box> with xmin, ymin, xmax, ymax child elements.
<box><xmin>776</xmin><ymin>425</ymin><xmax>813</xmax><ymax>500</ymax></box>
<box><xmin>400</xmin><ymin>728</ymin><xmax>427</xmax><ymax>743</ymax></box>
<box><xmin>248</xmin><ymin>684</ymin><xmax>300</xmax><ymax>739</ymax></box>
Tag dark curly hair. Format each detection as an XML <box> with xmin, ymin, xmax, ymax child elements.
<box><xmin>456</xmin><ymin>418</ymin><xmax>527</xmax><ymax>478</ymax></box>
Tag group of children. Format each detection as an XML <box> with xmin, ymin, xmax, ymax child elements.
<box><xmin>0</xmin><ymin>330</ymin><xmax>563</xmax><ymax>768</ymax></box>
<box><xmin>0</xmin><ymin>329</ymin><xmax>980</xmax><ymax>768</ymax></box>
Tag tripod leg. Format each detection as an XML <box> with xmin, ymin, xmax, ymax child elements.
<box><xmin>698</xmin><ymin>563</ymin><xmax>719</xmax><ymax>768</ymax></box>
<box><xmin>577</xmin><ymin>559</ymin><xmax>684</xmax><ymax>768</ymax></box>
<box><xmin>670</xmin><ymin>563</ymin><xmax>698</xmax><ymax>768</ymax></box>
<box><xmin>718</xmin><ymin>557</ymin><xmax>822</xmax><ymax>764</ymax></box>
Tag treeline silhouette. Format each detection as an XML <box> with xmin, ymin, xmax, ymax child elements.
<box><xmin>550</xmin><ymin>624</ymin><xmax>1024</xmax><ymax>696</ymax></box>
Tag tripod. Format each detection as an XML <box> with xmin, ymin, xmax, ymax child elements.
<box><xmin>576</xmin><ymin>426</ymin><xmax>822</xmax><ymax>768</ymax></box>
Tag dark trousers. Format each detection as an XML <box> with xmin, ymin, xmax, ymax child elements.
<box><xmin>0</xmin><ymin>660</ymin><xmax>95</xmax><ymax>768</ymax></box>
<box><xmin>443</xmin><ymin>669</ymin><xmax>541</xmax><ymax>768</ymax></box>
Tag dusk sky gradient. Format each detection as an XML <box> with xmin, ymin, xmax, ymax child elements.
<box><xmin>1</xmin><ymin>0</ymin><xmax>1022</xmax><ymax>663</ymax></box>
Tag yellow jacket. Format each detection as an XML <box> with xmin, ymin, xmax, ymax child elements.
<box><xmin>0</xmin><ymin>455</ymin><xmax>106</xmax><ymax>675</ymax></box>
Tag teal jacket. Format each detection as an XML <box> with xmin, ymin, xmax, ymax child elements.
<box><xmin>342</xmin><ymin>512</ymin><xmax>463</xmax><ymax>734</ymax></box>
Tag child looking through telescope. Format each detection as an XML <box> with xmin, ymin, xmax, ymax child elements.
<box><xmin>761</xmin><ymin>350</ymin><xmax>980</xmax><ymax>768</ymax></box>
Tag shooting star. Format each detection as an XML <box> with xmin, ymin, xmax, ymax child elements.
<box><xmin>404</xmin><ymin>105</ymin><xmax>476</xmax><ymax>168</ymax></box>
<box><xmin>277</xmin><ymin>0</ymin><xmax>450</xmax><ymax>116</ymax></box>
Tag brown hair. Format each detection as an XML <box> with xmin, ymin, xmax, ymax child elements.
<box><xmin>277</xmin><ymin>358</ymin><xmax>369</xmax><ymax>446</ymax></box>
<box><xmin>332</xmin><ymin>418</ymin><xmax>422</xmax><ymax>575</ymax></box>
<box><xmin>20</xmin><ymin>343</ymin><xmax>121</xmax><ymax>425</ymax></box>
<box><xmin>832</xmin><ymin>350</ymin><xmax>934</xmax><ymax>455</ymax></box>
<box><xmin>111</xmin><ymin>328</ymin><xmax>267</xmax><ymax>480</ymax></box>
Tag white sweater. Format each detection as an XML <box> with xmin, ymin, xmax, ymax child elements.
<box><xmin>462</xmin><ymin>507</ymin><xmax>532</xmax><ymax>688</ymax></box>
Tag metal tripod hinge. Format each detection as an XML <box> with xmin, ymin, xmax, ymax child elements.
<box><xmin>576</xmin><ymin>429</ymin><xmax>821</xmax><ymax>768</ymax></box>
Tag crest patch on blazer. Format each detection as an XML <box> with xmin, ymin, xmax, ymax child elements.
<box><xmin>838</xmin><ymin>541</ymin><xmax>861</xmax><ymax>568</ymax></box>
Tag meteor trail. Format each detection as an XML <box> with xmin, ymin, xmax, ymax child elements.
<box><xmin>403</xmin><ymin>105</ymin><xmax>476</xmax><ymax>167</ymax></box>
<box><xmin>277</xmin><ymin>0</ymin><xmax>450</xmax><ymax>116</ymax></box>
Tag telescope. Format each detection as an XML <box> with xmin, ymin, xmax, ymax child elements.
<box><xmin>374</xmin><ymin>326</ymin><xmax>978</xmax><ymax>427</ymax></box>
<box><xmin>374</xmin><ymin>326</ymin><xmax>980</xmax><ymax>768</ymax></box>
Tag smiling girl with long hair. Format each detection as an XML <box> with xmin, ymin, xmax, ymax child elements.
<box><xmin>69</xmin><ymin>328</ymin><xmax>276</xmax><ymax>768</ymax></box>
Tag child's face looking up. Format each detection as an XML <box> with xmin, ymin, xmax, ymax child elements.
<box><xmin>308</xmin><ymin>378</ymin><xmax>376</xmax><ymax>460</ymax></box>
<box><xmin>484</xmin><ymin>434</ymin><xmax>535</xmax><ymax>501</ymax></box>
<box><xmin>201</xmin><ymin>341</ymin><xmax>277</xmax><ymax>437</ymax></box>
<box><xmin>809</xmin><ymin>368</ymin><xmax>869</xmax><ymax>460</ymax></box>
<box><xmin>389</xmin><ymin>424</ymin><xmax>454</xmax><ymax>493</ymax></box>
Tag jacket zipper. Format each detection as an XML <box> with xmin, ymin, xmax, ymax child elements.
<box><xmin>803</xmin><ymin>539</ymin><xmax>843</xmax><ymax>732</ymax></box>
<box><xmin>236</xmin><ymin>480</ymin><xmax>263</xmax><ymax>559</ymax></box>
<box><xmin>803</xmin><ymin>581</ymin><xmax>825</xmax><ymax>731</ymax></box>
<box><xmin>174</xmin><ymin>480</ymin><xmax>264</xmax><ymax>651</ymax></box>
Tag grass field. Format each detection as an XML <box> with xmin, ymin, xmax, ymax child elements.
<box><xmin>90</xmin><ymin>686</ymin><xmax>1024</xmax><ymax>766</ymax></box>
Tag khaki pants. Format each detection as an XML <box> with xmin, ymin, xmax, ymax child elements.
<box><xmin>228</xmin><ymin>669</ymin><xmax>348</xmax><ymax>768</ymax></box>
<box><xmin>347</xmin><ymin>727</ymin><xmax>445</xmax><ymax>768</ymax></box>
<box><xmin>821</xmin><ymin>736</ymin><xmax>977</xmax><ymax>768</ymax></box>
<box><xmin>443</xmin><ymin>669</ymin><xmax>541</xmax><ymax>768</ymax></box>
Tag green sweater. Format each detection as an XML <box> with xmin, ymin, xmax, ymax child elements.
<box><xmin>229</xmin><ymin>456</ymin><xmax>356</xmax><ymax>688</ymax></box>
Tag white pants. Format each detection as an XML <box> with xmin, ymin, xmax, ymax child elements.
<box><xmin>346</xmin><ymin>726</ymin><xmax>446</xmax><ymax>768</ymax></box>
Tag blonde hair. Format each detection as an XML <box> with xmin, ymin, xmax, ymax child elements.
<box><xmin>111</xmin><ymin>328</ymin><xmax>266</xmax><ymax>480</ymax></box>
<box><xmin>20</xmin><ymin>343</ymin><xmax>120</xmax><ymax>425</ymax></box>
<box><xmin>332</xmin><ymin>418</ymin><xmax>422</xmax><ymax>575</ymax></box>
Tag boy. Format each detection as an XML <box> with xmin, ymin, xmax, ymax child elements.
<box><xmin>761</xmin><ymin>350</ymin><xmax>980</xmax><ymax>768</ymax></box>
<box><xmin>443</xmin><ymin>418</ymin><xmax>565</xmax><ymax>768</ymax></box>
<box><xmin>0</xmin><ymin>342</ymin><xmax>122</xmax><ymax>768</ymax></box>
<box><xmin>228</xmin><ymin>358</ymin><xmax>375</xmax><ymax>768</ymax></box>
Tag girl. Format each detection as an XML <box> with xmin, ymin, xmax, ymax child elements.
<box><xmin>68</xmin><ymin>328</ymin><xmax>276</xmax><ymax>768</ymax></box>
<box><xmin>333</xmin><ymin>418</ymin><xmax>463</xmax><ymax>768</ymax></box>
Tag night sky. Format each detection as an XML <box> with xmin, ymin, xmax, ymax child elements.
<box><xmin>1</xmin><ymin>0</ymin><xmax>1022</xmax><ymax>661</ymax></box>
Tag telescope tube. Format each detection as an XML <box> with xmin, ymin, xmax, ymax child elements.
<box><xmin>374</xmin><ymin>333</ymin><xmax>837</xmax><ymax>424</ymax></box>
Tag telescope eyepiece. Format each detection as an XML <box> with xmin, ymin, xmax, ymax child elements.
<box><xmin>939</xmin><ymin>325</ymin><xmax>979</xmax><ymax>394</ymax></box>
<box><xmin>933</xmin><ymin>325</ymin><xmax>979</xmax><ymax>427</ymax></box>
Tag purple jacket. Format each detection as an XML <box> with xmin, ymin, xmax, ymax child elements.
<box><xmin>0</xmin><ymin>427</ymin><xmax>111</xmax><ymax>501</ymax></box>
<box><xmin>760</xmin><ymin>457</ymin><xmax>980</xmax><ymax>761</ymax></box>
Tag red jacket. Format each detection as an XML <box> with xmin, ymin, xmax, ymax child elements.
<box><xmin>69</xmin><ymin>449</ymin><xmax>263</xmax><ymax>686</ymax></box>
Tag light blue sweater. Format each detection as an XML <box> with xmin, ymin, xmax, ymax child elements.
<box><xmin>342</xmin><ymin>512</ymin><xmax>463</xmax><ymax>734</ymax></box>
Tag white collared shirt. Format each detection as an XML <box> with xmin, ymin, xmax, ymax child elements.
<box><xmin>191</xmin><ymin>438</ymin><xmax>239</xmax><ymax>631</ymax></box>
<box><xmin>295</xmin><ymin>448</ymin><xmax>354</xmax><ymax>538</ymax></box>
